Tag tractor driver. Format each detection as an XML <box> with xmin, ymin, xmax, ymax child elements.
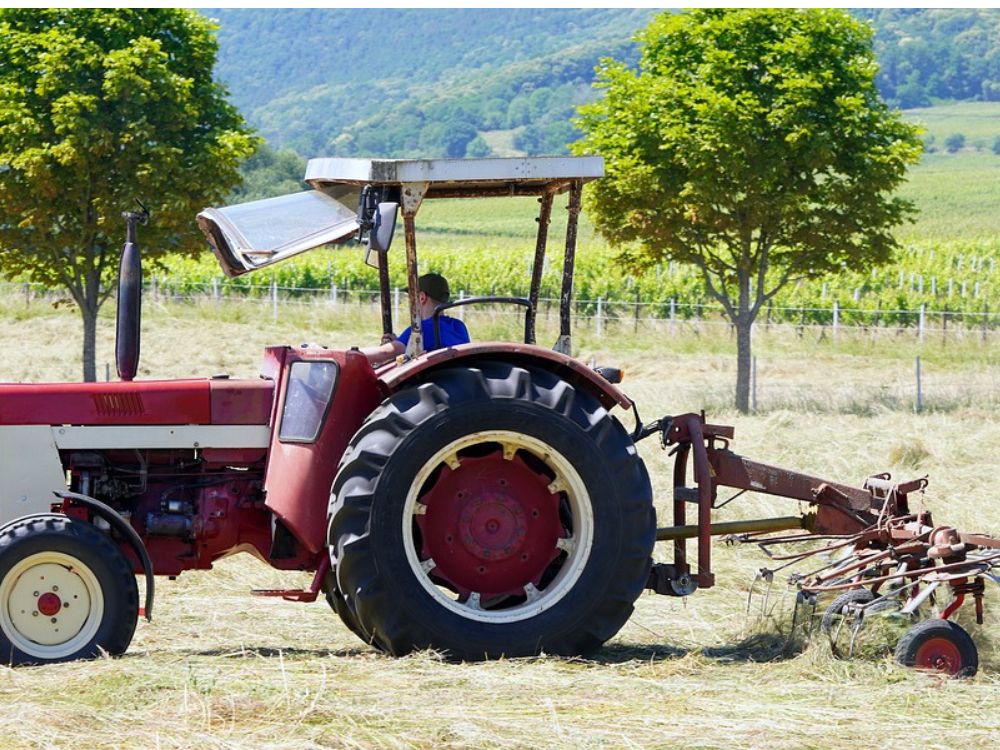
<box><xmin>361</xmin><ymin>272</ymin><xmax>470</xmax><ymax>366</ymax></box>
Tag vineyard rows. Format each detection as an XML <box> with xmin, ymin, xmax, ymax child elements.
<box><xmin>143</xmin><ymin>235</ymin><xmax>1000</xmax><ymax>325</ymax></box>
<box><xmin>10</xmin><ymin>235</ymin><xmax>998</xmax><ymax>328</ymax></box>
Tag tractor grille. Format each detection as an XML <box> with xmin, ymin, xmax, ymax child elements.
<box><xmin>92</xmin><ymin>392</ymin><xmax>145</xmax><ymax>417</ymax></box>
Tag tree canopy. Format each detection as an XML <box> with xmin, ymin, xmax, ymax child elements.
<box><xmin>0</xmin><ymin>8</ymin><xmax>257</xmax><ymax>380</ymax></box>
<box><xmin>574</xmin><ymin>8</ymin><xmax>923</xmax><ymax>412</ymax></box>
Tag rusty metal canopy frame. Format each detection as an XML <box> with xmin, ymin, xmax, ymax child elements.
<box><xmin>305</xmin><ymin>157</ymin><xmax>603</xmax><ymax>355</ymax></box>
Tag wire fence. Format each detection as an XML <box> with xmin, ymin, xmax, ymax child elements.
<box><xmin>3</xmin><ymin>281</ymin><xmax>996</xmax><ymax>412</ymax></box>
<box><xmin>4</xmin><ymin>279</ymin><xmax>999</xmax><ymax>342</ymax></box>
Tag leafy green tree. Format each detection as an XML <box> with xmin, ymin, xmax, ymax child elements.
<box><xmin>945</xmin><ymin>133</ymin><xmax>966</xmax><ymax>153</ymax></box>
<box><xmin>575</xmin><ymin>8</ymin><xmax>922</xmax><ymax>412</ymax></box>
<box><xmin>230</xmin><ymin>145</ymin><xmax>306</xmax><ymax>202</ymax></box>
<box><xmin>0</xmin><ymin>9</ymin><xmax>257</xmax><ymax>381</ymax></box>
<box><xmin>465</xmin><ymin>136</ymin><xmax>492</xmax><ymax>158</ymax></box>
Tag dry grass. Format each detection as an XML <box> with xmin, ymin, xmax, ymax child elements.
<box><xmin>0</xmin><ymin>298</ymin><xmax>998</xmax><ymax>749</ymax></box>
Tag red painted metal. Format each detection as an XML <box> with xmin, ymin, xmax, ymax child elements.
<box><xmin>262</xmin><ymin>347</ymin><xmax>383</xmax><ymax>555</ymax></box>
<box><xmin>685</xmin><ymin>415</ymin><xmax>715</xmax><ymax>589</ymax></box>
<box><xmin>657</xmin><ymin>412</ymin><xmax>895</xmax><ymax>589</ymax></box>
<box><xmin>941</xmin><ymin>593</ymin><xmax>966</xmax><ymax>621</ymax></box>
<box><xmin>914</xmin><ymin>637</ymin><xmax>964</xmax><ymax>674</ymax></box>
<box><xmin>0</xmin><ymin>380</ymin><xmax>211</xmax><ymax>425</ymax></box>
<box><xmin>140</xmin><ymin>479</ymin><xmax>274</xmax><ymax>577</ymax></box>
<box><xmin>209</xmin><ymin>379</ymin><xmax>274</xmax><ymax>425</ymax></box>
<box><xmin>37</xmin><ymin>592</ymin><xmax>61</xmax><ymax>616</ymax></box>
<box><xmin>415</xmin><ymin>451</ymin><xmax>561</xmax><ymax>598</ymax></box>
<box><xmin>251</xmin><ymin>555</ymin><xmax>330</xmax><ymax>602</ymax></box>
<box><xmin>378</xmin><ymin>342</ymin><xmax>632</xmax><ymax>410</ymax></box>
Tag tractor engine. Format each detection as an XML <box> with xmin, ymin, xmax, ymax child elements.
<box><xmin>65</xmin><ymin>448</ymin><xmax>271</xmax><ymax>576</ymax></box>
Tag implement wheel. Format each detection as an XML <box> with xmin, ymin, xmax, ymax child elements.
<box><xmin>895</xmin><ymin>619</ymin><xmax>978</xmax><ymax>677</ymax></box>
<box><xmin>0</xmin><ymin>515</ymin><xmax>138</xmax><ymax>665</ymax></box>
<box><xmin>821</xmin><ymin>589</ymin><xmax>875</xmax><ymax>634</ymax></box>
<box><xmin>327</xmin><ymin>362</ymin><xmax>655</xmax><ymax>660</ymax></box>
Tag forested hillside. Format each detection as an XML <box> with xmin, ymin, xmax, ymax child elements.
<box><xmin>205</xmin><ymin>8</ymin><xmax>652</xmax><ymax>157</ymax></box>
<box><xmin>204</xmin><ymin>8</ymin><xmax>1000</xmax><ymax>160</ymax></box>
<box><xmin>858</xmin><ymin>9</ymin><xmax>1000</xmax><ymax>106</ymax></box>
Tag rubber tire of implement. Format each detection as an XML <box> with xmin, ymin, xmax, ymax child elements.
<box><xmin>894</xmin><ymin>619</ymin><xmax>978</xmax><ymax>677</ymax></box>
<box><xmin>820</xmin><ymin>589</ymin><xmax>876</xmax><ymax>634</ymax></box>
<box><xmin>327</xmin><ymin>362</ymin><xmax>655</xmax><ymax>660</ymax></box>
<box><xmin>0</xmin><ymin>515</ymin><xmax>138</xmax><ymax>666</ymax></box>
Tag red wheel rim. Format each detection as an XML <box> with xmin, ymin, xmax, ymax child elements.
<box><xmin>914</xmin><ymin>636</ymin><xmax>964</xmax><ymax>674</ymax></box>
<box><xmin>415</xmin><ymin>449</ymin><xmax>564</xmax><ymax>600</ymax></box>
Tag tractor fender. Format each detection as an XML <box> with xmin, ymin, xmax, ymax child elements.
<box><xmin>53</xmin><ymin>491</ymin><xmax>155</xmax><ymax>622</ymax></box>
<box><xmin>377</xmin><ymin>342</ymin><xmax>632</xmax><ymax>411</ymax></box>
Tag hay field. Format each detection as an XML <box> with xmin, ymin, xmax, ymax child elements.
<box><xmin>0</xmin><ymin>297</ymin><xmax>998</xmax><ymax>750</ymax></box>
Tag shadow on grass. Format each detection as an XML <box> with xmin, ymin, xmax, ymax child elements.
<box><xmin>592</xmin><ymin>631</ymin><xmax>804</xmax><ymax>666</ymax></box>
<box><xmin>128</xmin><ymin>645</ymin><xmax>374</xmax><ymax>660</ymax></box>
<box><xmin>131</xmin><ymin>632</ymin><xmax>806</xmax><ymax>667</ymax></box>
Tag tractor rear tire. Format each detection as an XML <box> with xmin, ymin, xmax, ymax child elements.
<box><xmin>327</xmin><ymin>362</ymin><xmax>655</xmax><ymax>660</ymax></box>
<box><xmin>0</xmin><ymin>515</ymin><xmax>138</xmax><ymax>666</ymax></box>
<box><xmin>321</xmin><ymin>569</ymin><xmax>370</xmax><ymax>644</ymax></box>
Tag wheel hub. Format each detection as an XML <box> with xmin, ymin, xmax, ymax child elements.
<box><xmin>36</xmin><ymin>592</ymin><xmax>62</xmax><ymax>617</ymax></box>
<box><xmin>3</xmin><ymin>558</ymin><xmax>95</xmax><ymax>648</ymax></box>
<box><xmin>458</xmin><ymin>495</ymin><xmax>528</xmax><ymax>561</ymax></box>
<box><xmin>416</xmin><ymin>451</ymin><xmax>562</xmax><ymax>598</ymax></box>
<box><xmin>915</xmin><ymin>637</ymin><xmax>963</xmax><ymax>674</ymax></box>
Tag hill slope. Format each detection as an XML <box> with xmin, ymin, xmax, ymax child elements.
<box><xmin>205</xmin><ymin>9</ymin><xmax>1000</xmax><ymax>159</ymax></box>
<box><xmin>205</xmin><ymin>8</ymin><xmax>653</xmax><ymax>156</ymax></box>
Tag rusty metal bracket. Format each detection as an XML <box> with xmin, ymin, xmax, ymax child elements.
<box><xmin>400</xmin><ymin>182</ymin><xmax>428</xmax><ymax>358</ymax></box>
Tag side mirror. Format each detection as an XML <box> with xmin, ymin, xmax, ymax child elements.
<box><xmin>369</xmin><ymin>201</ymin><xmax>398</xmax><ymax>253</ymax></box>
<box><xmin>364</xmin><ymin>201</ymin><xmax>398</xmax><ymax>268</ymax></box>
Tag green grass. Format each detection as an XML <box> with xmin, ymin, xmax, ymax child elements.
<box><xmin>897</xmin><ymin>153</ymin><xmax>1000</xmax><ymax>241</ymax></box>
<box><xmin>905</xmin><ymin>100</ymin><xmax>1000</xmax><ymax>149</ymax></box>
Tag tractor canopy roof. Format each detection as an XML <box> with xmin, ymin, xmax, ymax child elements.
<box><xmin>198</xmin><ymin>156</ymin><xmax>603</xmax><ymax>278</ymax></box>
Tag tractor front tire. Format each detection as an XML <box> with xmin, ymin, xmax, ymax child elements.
<box><xmin>328</xmin><ymin>362</ymin><xmax>655</xmax><ymax>660</ymax></box>
<box><xmin>0</xmin><ymin>515</ymin><xmax>138</xmax><ymax>666</ymax></box>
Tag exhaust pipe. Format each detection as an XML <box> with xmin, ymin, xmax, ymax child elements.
<box><xmin>115</xmin><ymin>204</ymin><xmax>148</xmax><ymax>381</ymax></box>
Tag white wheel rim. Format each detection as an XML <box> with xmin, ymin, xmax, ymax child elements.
<box><xmin>402</xmin><ymin>430</ymin><xmax>594</xmax><ymax>624</ymax></box>
<box><xmin>0</xmin><ymin>552</ymin><xmax>104</xmax><ymax>659</ymax></box>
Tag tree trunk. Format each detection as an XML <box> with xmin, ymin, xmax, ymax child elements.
<box><xmin>734</xmin><ymin>315</ymin><xmax>752</xmax><ymax>413</ymax></box>
<box><xmin>733</xmin><ymin>271</ymin><xmax>753</xmax><ymax>413</ymax></box>
<box><xmin>80</xmin><ymin>300</ymin><xmax>99</xmax><ymax>382</ymax></box>
<box><xmin>79</xmin><ymin>268</ymin><xmax>103</xmax><ymax>383</ymax></box>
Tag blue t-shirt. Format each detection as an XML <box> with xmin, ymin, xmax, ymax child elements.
<box><xmin>398</xmin><ymin>316</ymin><xmax>471</xmax><ymax>351</ymax></box>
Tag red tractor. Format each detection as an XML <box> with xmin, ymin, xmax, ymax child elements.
<box><xmin>0</xmin><ymin>157</ymin><xmax>994</xmax><ymax>674</ymax></box>
<box><xmin>0</xmin><ymin>157</ymin><xmax>660</xmax><ymax>664</ymax></box>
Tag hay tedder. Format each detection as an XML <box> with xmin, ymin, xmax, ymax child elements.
<box><xmin>0</xmin><ymin>157</ymin><xmax>995</xmax><ymax>675</ymax></box>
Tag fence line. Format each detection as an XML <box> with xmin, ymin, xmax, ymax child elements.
<box><xmin>3</xmin><ymin>280</ymin><xmax>998</xmax><ymax>338</ymax></box>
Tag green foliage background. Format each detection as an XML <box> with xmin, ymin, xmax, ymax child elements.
<box><xmin>204</xmin><ymin>8</ymin><xmax>1000</xmax><ymax>159</ymax></box>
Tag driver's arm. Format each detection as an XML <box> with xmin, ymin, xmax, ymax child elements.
<box><xmin>360</xmin><ymin>336</ymin><xmax>404</xmax><ymax>366</ymax></box>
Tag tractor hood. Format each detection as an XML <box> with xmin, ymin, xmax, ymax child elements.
<box><xmin>197</xmin><ymin>190</ymin><xmax>360</xmax><ymax>277</ymax></box>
